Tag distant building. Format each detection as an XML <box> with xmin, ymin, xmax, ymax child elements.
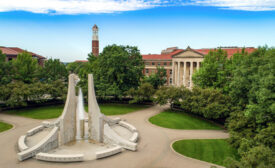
<box><xmin>0</xmin><ymin>46</ymin><xmax>46</xmax><ymax>66</ymax></box>
<box><xmin>75</xmin><ymin>60</ymin><xmax>88</xmax><ymax>63</ymax></box>
<box><xmin>76</xmin><ymin>25</ymin><xmax>256</xmax><ymax>88</ymax></box>
<box><xmin>142</xmin><ymin>46</ymin><xmax>256</xmax><ymax>88</ymax></box>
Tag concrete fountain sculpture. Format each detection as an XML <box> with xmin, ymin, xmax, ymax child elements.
<box><xmin>17</xmin><ymin>74</ymin><xmax>139</xmax><ymax>162</ymax></box>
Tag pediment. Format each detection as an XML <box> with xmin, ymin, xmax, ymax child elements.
<box><xmin>173</xmin><ymin>49</ymin><xmax>204</xmax><ymax>58</ymax></box>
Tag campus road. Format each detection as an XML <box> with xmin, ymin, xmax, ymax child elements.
<box><xmin>0</xmin><ymin>105</ymin><xmax>229</xmax><ymax>168</ymax></box>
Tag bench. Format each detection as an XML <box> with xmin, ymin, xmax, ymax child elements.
<box><xmin>129</xmin><ymin>132</ymin><xmax>139</xmax><ymax>143</ymax></box>
<box><xmin>119</xmin><ymin>121</ymin><xmax>137</xmax><ymax>132</ymax></box>
<box><xmin>36</xmin><ymin>152</ymin><xmax>84</xmax><ymax>162</ymax></box>
<box><xmin>18</xmin><ymin>135</ymin><xmax>28</xmax><ymax>151</ymax></box>
<box><xmin>26</xmin><ymin>125</ymin><xmax>44</xmax><ymax>136</ymax></box>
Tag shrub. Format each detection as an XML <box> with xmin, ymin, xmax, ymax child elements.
<box><xmin>127</xmin><ymin>83</ymin><xmax>155</xmax><ymax>104</ymax></box>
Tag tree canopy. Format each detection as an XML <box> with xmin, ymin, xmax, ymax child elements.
<box><xmin>12</xmin><ymin>52</ymin><xmax>38</xmax><ymax>83</ymax></box>
<box><xmin>78</xmin><ymin>44</ymin><xmax>144</xmax><ymax>99</ymax></box>
<box><xmin>0</xmin><ymin>51</ymin><xmax>68</xmax><ymax>107</ymax></box>
<box><xmin>144</xmin><ymin>66</ymin><xmax>167</xmax><ymax>89</ymax></box>
<box><xmin>192</xmin><ymin>46</ymin><xmax>275</xmax><ymax>168</ymax></box>
<box><xmin>40</xmin><ymin>58</ymin><xmax>68</xmax><ymax>82</ymax></box>
<box><xmin>0</xmin><ymin>50</ymin><xmax>12</xmax><ymax>85</ymax></box>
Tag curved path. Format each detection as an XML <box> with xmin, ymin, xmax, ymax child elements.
<box><xmin>0</xmin><ymin>105</ymin><xmax>228</xmax><ymax>168</ymax></box>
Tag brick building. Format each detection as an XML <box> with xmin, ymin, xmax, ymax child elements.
<box><xmin>0</xmin><ymin>46</ymin><xmax>46</xmax><ymax>66</ymax></box>
<box><xmin>77</xmin><ymin>25</ymin><xmax>256</xmax><ymax>88</ymax></box>
<box><xmin>142</xmin><ymin>46</ymin><xmax>255</xmax><ymax>87</ymax></box>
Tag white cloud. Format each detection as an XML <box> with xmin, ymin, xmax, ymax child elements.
<box><xmin>191</xmin><ymin>0</ymin><xmax>275</xmax><ymax>11</ymax></box>
<box><xmin>0</xmin><ymin>0</ymin><xmax>162</xmax><ymax>14</ymax></box>
<box><xmin>0</xmin><ymin>0</ymin><xmax>274</xmax><ymax>14</ymax></box>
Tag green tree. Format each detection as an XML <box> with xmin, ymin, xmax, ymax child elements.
<box><xmin>0</xmin><ymin>50</ymin><xmax>12</xmax><ymax>84</ymax></box>
<box><xmin>66</xmin><ymin>61</ymin><xmax>86</xmax><ymax>74</ymax></box>
<box><xmin>40</xmin><ymin>58</ymin><xmax>68</xmax><ymax>82</ymax></box>
<box><xmin>154</xmin><ymin>86</ymin><xmax>190</xmax><ymax>106</ymax></box>
<box><xmin>46</xmin><ymin>80</ymin><xmax>67</xmax><ymax>101</ymax></box>
<box><xmin>128</xmin><ymin>83</ymin><xmax>155</xmax><ymax>104</ymax></box>
<box><xmin>144</xmin><ymin>66</ymin><xmax>167</xmax><ymax>89</ymax></box>
<box><xmin>227</xmin><ymin>47</ymin><xmax>275</xmax><ymax>167</ymax></box>
<box><xmin>12</xmin><ymin>52</ymin><xmax>38</xmax><ymax>83</ymax></box>
<box><xmin>78</xmin><ymin>44</ymin><xmax>144</xmax><ymax>99</ymax></box>
<box><xmin>183</xmin><ymin>87</ymin><xmax>231</xmax><ymax>119</ymax></box>
<box><xmin>192</xmin><ymin>49</ymin><xmax>230</xmax><ymax>93</ymax></box>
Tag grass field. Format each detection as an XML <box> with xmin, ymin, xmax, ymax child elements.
<box><xmin>0</xmin><ymin>121</ymin><xmax>13</xmax><ymax>133</ymax></box>
<box><xmin>172</xmin><ymin>139</ymin><xmax>239</xmax><ymax>166</ymax></box>
<box><xmin>4</xmin><ymin>104</ymin><xmax>150</xmax><ymax>119</ymax></box>
<box><xmin>149</xmin><ymin>110</ymin><xmax>222</xmax><ymax>130</ymax></box>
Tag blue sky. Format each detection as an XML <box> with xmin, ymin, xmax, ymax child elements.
<box><xmin>0</xmin><ymin>0</ymin><xmax>275</xmax><ymax>62</ymax></box>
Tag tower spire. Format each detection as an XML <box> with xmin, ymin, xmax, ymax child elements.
<box><xmin>92</xmin><ymin>24</ymin><xmax>99</xmax><ymax>56</ymax></box>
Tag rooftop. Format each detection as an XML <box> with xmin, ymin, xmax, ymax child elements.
<box><xmin>0</xmin><ymin>46</ymin><xmax>46</xmax><ymax>59</ymax></box>
<box><xmin>142</xmin><ymin>47</ymin><xmax>256</xmax><ymax>60</ymax></box>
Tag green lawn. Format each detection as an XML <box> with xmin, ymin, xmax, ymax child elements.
<box><xmin>4</xmin><ymin>104</ymin><xmax>150</xmax><ymax>119</ymax></box>
<box><xmin>91</xmin><ymin>104</ymin><xmax>150</xmax><ymax>115</ymax></box>
<box><xmin>149</xmin><ymin>110</ymin><xmax>222</xmax><ymax>130</ymax></box>
<box><xmin>172</xmin><ymin>139</ymin><xmax>239</xmax><ymax>166</ymax></box>
<box><xmin>0</xmin><ymin>121</ymin><xmax>13</xmax><ymax>133</ymax></box>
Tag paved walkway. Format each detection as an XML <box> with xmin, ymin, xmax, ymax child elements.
<box><xmin>0</xmin><ymin>105</ymin><xmax>229</xmax><ymax>168</ymax></box>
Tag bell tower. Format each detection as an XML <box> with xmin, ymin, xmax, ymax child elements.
<box><xmin>92</xmin><ymin>24</ymin><xmax>99</xmax><ymax>56</ymax></box>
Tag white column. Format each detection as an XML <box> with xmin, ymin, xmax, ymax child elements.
<box><xmin>172</xmin><ymin>61</ymin><xmax>175</xmax><ymax>85</ymax></box>
<box><xmin>177</xmin><ymin>62</ymin><xmax>180</xmax><ymax>86</ymax></box>
<box><xmin>183</xmin><ymin>61</ymin><xmax>186</xmax><ymax>87</ymax></box>
<box><xmin>190</xmin><ymin>62</ymin><xmax>193</xmax><ymax>88</ymax></box>
<box><xmin>174</xmin><ymin>62</ymin><xmax>177</xmax><ymax>86</ymax></box>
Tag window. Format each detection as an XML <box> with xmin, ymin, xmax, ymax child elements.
<box><xmin>164</xmin><ymin>62</ymin><xmax>167</xmax><ymax>66</ymax></box>
<box><xmin>170</xmin><ymin>70</ymin><xmax>172</xmax><ymax>74</ymax></box>
<box><xmin>146</xmin><ymin>69</ymin><xmax>149</xmax><ymax>74</ymax></box>
<box><xmin>145</xmin><ymin>62</ymin><xmax>149</xmax><ymax>65</ymax></box>
<box><xmin>8</xmin><ymin>57</ymin><xmax>12</xmax><ymax>61</ymax></box>
<box><xmin>151</xmin><ymin>69</ymin><xmax>155</xmax><ymax>74</ymax></box>
<box><xmin>152</xmin><ymin>62</ymin><xmax>155</xmax><ymax>65</ymax></box>
<box><xmin>169</xmin><ymin>78</ymin><xmax>172</xmax><ymax>84</ymax></box>
<box><xmin>170</xmin><ymin>62</ymin><xmax>172</xmax><ymax>66</ymax></box>
<box><xmin>158</xmin><ymin>62</ymin><xmax>161</xmax><ymax>66</ymax></box>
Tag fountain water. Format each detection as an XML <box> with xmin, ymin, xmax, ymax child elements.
<box><xmin>76</xmin><ymin>88</ymin><xmax>86</xmax><ymax>140</ymax></box>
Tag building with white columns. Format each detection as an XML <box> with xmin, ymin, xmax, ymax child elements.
<box><xmin>142</xmin><ymin>46</ymin><xmax>255</xmax><ymax>88</ymax></box>
<box><xmin>172</xmin><ymin>46</ymin><xmax>204</xmax><ymax>87</ymax></box>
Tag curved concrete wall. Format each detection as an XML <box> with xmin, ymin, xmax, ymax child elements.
<box><xmin>36</xmin><ymin>153</ymin><xmax>84</xmax><ymax>162</ymax></box>
<box><xmin>88</xmin><ymin>74</ymin><xmax>104</xmax><ymax>142</ymax></box>
<box><xmin>103</xmin><ymin>116</ymin><xmax>121</xmax><ymax>126</ymax></box>
<box><xmin>27</xmin><ymin>125</ymin><xmax>44</xmax><ymax>136</ymax></box>
<box><xmin>119</xmin><ymin>121</ymin><xmax>137</xmax><ymax>132</ymax></box>
<box><xmin>59</xmin><ymin>74</ymin><xmax>77</xmax><ymax>145</ymax></box>
<box><xmin>104</xmin><ymin>124</ymin><xmax>137</xmax><ymax>151</ymax></box>
<box><xmin>129</xmin><ymin>132</ymin><xmax>139</xmax><ymax>143</ymax></box>
<box><xmin>18</xmin><ymin>135</ymin><xmax>28</xmax><ymax>152</ymax></box>
<box><xmin>95</xmin><ymin>146</ymin><xmax>122</xmax><ymax>159</ymax></box>
<box><xmin>18</xmin><ymin>127</ymin><xmax>59</xmax><ymax>161</ymax></box>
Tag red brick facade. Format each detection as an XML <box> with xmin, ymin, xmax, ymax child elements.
<box><xmin>92</xmin><ymin>40</ymin><xmax>99</xmax><ymax>56</ymax></box>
